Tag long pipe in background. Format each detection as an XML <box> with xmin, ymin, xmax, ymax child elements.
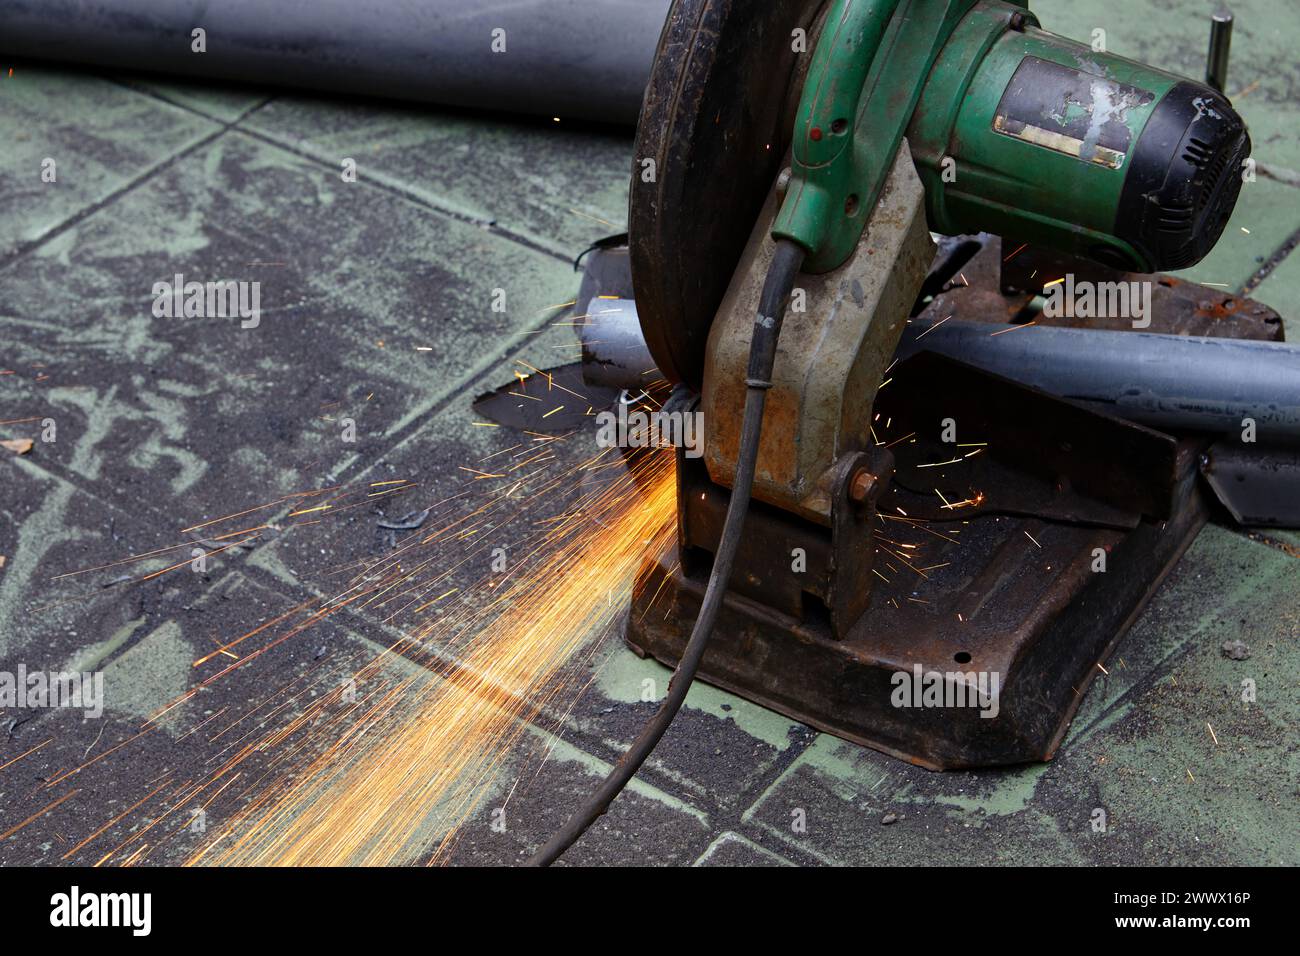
<box><xmin>0</xmin><ymin>0</ymin><xmax>671</xmax><ymax>124</ymax></box>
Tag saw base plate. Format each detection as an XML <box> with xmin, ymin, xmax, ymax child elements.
<box><xmin>625</xmin><ymin>460</ymin><xmax>1206</xmax><ymax>770</ymax></box>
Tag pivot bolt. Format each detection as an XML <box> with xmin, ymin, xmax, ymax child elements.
<box><xmin>849</xmin><ymin>468</ymin><xmax>878</xmax><ymax>504</ymax></box>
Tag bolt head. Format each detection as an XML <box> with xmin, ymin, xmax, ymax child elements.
<box><xmin>849</xmin><ymin>469</ymin><xmax>876</xmax><ymax>504</ymax></box>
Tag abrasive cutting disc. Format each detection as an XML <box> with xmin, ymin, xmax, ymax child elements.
<box><xmin>629</xmin><ymin>0</ymin><xmax>826</xmax><ymax>391</ymax></box>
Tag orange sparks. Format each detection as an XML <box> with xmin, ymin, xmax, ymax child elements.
<box><xmin>190</xmin><ymin>453</ymin><xmax>677</xmax><ymax>866</ymax></box>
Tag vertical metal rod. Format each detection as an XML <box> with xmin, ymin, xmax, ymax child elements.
<box><xmin>1206</xmin><ymin>10</ymin><xmax>1234</xmax><ymax>93</ymax></box>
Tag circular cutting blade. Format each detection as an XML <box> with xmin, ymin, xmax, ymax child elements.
<box><xmin>629</xmin><ymin>0</ymin><xmax>826</xmax><ymax>391</ymax></box>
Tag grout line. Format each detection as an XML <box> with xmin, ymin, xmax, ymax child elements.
<box><xmin>0</xmin><ymin>89</ymin><xmax>275</xmax><ymax>274</ymax></box>
<box><xmin>228</xmin><ymin>122</ymin><xmax>575</xmax><ymax>266</ymax></box>
<box><xmin>1257</xmin><ymin>160</ymin><xmax>1300</xmax><ymax>190</ymax></box>
<box><xmin>1239</xmin><ymin>222</ymin><xmax>1300</xmax><ymax>297</ymax></box>
<box><xmin>108</xmin><ymin>76</ymin><xmax>276</xmax><ymax>125</ymax></box>
<box><xmin>0</xmin><ymin>128</ymin><xmax>224</xmax><ymax>273</ymax></box>
<box><xmin>326</xmin><ymin>303</ymin><xmax>575</xmax><ymax>488</ymax></box>
<box><xmin>115</xmin><ymin>75</ymin><xmax>594</xmax><ymax>265</ymax></box>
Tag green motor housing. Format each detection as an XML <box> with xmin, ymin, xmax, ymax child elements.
<box><xmin>908</xmin><ymin>3</ymin><xmax>1251</xmax><ymax>272</ymax></box>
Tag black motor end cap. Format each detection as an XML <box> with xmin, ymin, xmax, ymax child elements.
<box><xmin>1117</xmin><ymin>82</ymin><xmax>1250</xmax><ymax>272</ymax></box>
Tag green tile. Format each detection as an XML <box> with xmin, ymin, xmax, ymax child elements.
<box><xmin>455</xmin><ymin>729</ymin><xmax>712</xmax><ymax>866</ymax></box>
<box><xmin>0</xmin><ymin>454</ymin><xmax>150</xmax><ymax>661</ymax></box>
<box><xmin>1064</xmin><ymin>525</ymin><xmax>1297</xmax><ymax>743</ymax></box>
<box><xmin>241</xmin><ymin>97</ymin><xmax>631</xmax><ymax>256</ymax></box>
<box><xmin>0</xmin><ymin>65</ymin><xmax>217</xmax><ymax>259</ymax></box>
<box><xmin>0</xmin><ymin>566</ymin><xmax>438</xmax><ymax>866</ymax></box>
<box><xmin>0</xmin><ymin>129</ymin><xmax>576</xmax><ymax>525</ymax></box>
<box><xmin>741</xmin><ymin>733</ymin><xmax>1081</xmax><ymax>866</ymax></box>
<box><xmin>694</xmin><ymin>831</ymin><xmax>795</xmax><ymax>866</ymax></box>
<box><xmin>1048</xmin><ymin>531</ymin><xmax>1299</xmax><ymax>866</ymax></box>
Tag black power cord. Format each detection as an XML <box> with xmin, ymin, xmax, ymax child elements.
<box><xmin>527</xmin><ymin>239</ymin><xmax>806</xmax><ymax>866</ymax></box>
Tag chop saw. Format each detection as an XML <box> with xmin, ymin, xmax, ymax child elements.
<box><xmin>533</xmin><ymin>0</ymin><xmax>1278</xmax><ymax>863</ymax></box>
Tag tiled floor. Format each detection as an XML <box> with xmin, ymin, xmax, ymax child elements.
<box><xmin>1</xmin><ymin>0</ymin><xmax>1296</xmax><ymax>866</ymax></box>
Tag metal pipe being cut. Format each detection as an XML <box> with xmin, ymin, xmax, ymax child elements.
<box><xmin>583</xmin><ymin>299</ymin><xmax>1300</xmax><ymax>443</ymax></box>
<box><xmin>895</xmin><ymin>319</ymin><xmax>1300</xmax><ymax>443</ymax></box>
<box><xmin>578</xmin><ymin>298</ymin><xmax>660</xmax><ymax>389</ymax></box>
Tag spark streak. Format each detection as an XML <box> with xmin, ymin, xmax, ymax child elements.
<box><xmin>191</xmin><ymin>453</ymin><xmax>676</xmax><ymax>866</ymax></box>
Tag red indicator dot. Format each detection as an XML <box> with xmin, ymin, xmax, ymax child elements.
<box><xmin>810</xmin><ymin>127</ymin><xmax>823</xmax><ymax>141</ymax></box>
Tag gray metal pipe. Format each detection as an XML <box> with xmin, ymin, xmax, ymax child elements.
<box><xmin>897</xmin><ymin>319</ymin><xmax>1300</xmax><ymax>442</ymax></box>
<box><xmin>578</xmin><ymin>299</ymin><xmax>1300</xmax><ymax>443</ymax></box>
<box><xmin>578</xmin><ymin>298</ymin><xmax>660</xmax><ymax>389</ymax></box>
<box><xmin>0</xmin><ymin>0</ymin><xmax>671</xmax><ymax>124</ymax></box>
